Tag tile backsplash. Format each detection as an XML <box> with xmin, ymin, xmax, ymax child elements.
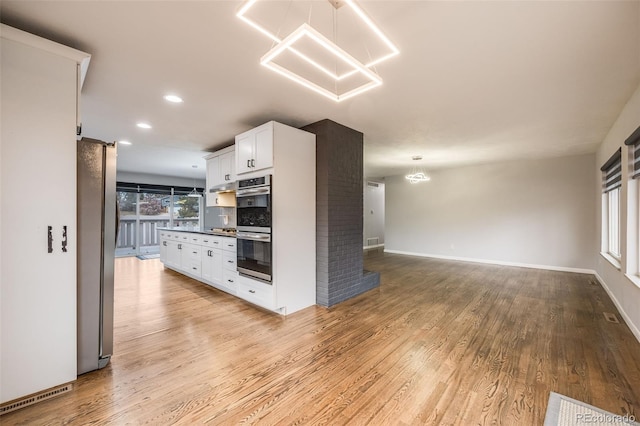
<box><xmin>204</xmin><ymin>206</ymin><xmax>236</xmax><ymax>229</ymax></box>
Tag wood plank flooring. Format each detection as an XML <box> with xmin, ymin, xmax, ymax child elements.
<box><xmin>3</xmin><ymin>253</ymin><xmax>640</xmax><ymax>425</ymax></box>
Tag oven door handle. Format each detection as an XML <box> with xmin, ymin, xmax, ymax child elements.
<box><xmin>237</xmin><ymin>232</ymin><xmax>271</xmax><ymax>242</ymax></box>
<box><xmin>237</xmin><ymin>187</ymin><xmax>270</xmax><ymax>196</ymax></box>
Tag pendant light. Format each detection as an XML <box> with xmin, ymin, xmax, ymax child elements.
<box><xmin>187</xmin><ymin>165</ymin><xmax>202</xmax><ymax>197</ymax></box>
<box><xmin>405</xmin><ymin>156</ymin><xmax>430</xmax><ymax>183</ymax></box>
<box><xmin>186</xmin><ymin>187</ymin><xmax>201</xmax><ymax>198</ymax></box>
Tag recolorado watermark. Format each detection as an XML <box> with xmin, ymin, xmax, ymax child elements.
<box><xmin>576</xmin><ymin>412</ymin><xmax>637</xmax><ymax>424</ymax></box>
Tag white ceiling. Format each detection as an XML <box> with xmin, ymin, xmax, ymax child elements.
<box><xmin>2</xmin><ymin>1</ymin><xmax>639</xmax><ymax>180</ymax></box>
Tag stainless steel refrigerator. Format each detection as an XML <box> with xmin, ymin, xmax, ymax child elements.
<box><xmin>77</xmin><ymin>137</ymin><xmax>117</xmax><ymax>375</ymax></box>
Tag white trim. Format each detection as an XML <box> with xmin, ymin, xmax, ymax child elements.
<box><xmin>594</xmin><ymin>273</ymin><xmax>640</xmax><ymax>344</ymax></box>
<box><xmin>364</xmin><ymin>243</ymin><xmax>385</xmax><ymax>250</ymax></box>
<box><xmin>1</xmin><ymin>24</ymin><xmax>91</xmax><ymax>87</ymax></box>
<box><xmin>383</xmin><ymin>249</ymin><xmax>596</xmax><ymax>274</ymax></box>
<box><xmin>600</xmin><ymin>251</ymin><xmax>622</xmax><ymax>270</ymax></box>
<box><xmin>625</xmin><ymin>273</ymin><xmax>640</xmax><ymax>290</ymax></box>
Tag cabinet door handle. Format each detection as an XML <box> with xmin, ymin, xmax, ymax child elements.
<box><xmin>249</xmin><ymin>289</ymin><xmax>256</xmax><ymax>294</ymax></box>
<box><xmin>247</xmin><ymin>159</ymin><xmax>251</xmax><ymax>168</ymax></box>
<box><xmin>228</xmin><ymin>279</ymin><xmax>234</xmax><ymax>283</ymax></box>
<box><xmin>227</xmin><ymin>260</ymin><xmax>234</xmax><ymax>263</ymax></box>
<box><xmin>61</xmin><ymin>225</ymin><xmax>68</xmax><ymax>253</ymax></box>
<box><xmin>215</xmin><ymin>197</ymin><xmax>218</xmax><ymax>204</ymax></box>
<box><xmin>48</xmin><ymin>226</ymin><xmax>53</xmax><ymax>253</ymax></box>
<box><xmin>163</xmin><ymin>241</ymin><xmax>167</xmax><ymax>246</ymax></box>
<box><xmin>178</xmin><ymin>244</ymin><xmax>182</xmax><ymax>249</ymax></box>
<box><xmin>250</xmin><ymin>159</ymin><xmax>255</xmax><ymax>168</ymax></box>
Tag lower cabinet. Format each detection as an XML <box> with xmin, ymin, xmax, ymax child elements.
<box><xmin>201</xmin><ymin>247</ymin><xmax>223</xmax><ymax>284</ymax></box>
<box><xmin>237</xmin><ymin>275</ymin><xmax>274</xmax><ymax>310</ymax></box>
<box><xmin>159</xmin><ymin>230</ymin><xmax>237</xmax><ymax>296</ymax></box>
<box><xmin>182</xmin><ymin>243</ymin><xmax>202</xmax><ymax>278</ymax></box>
<box><xmin>166</xmin><ymin>240</ymin><xmax>181</xmax><ymax>270</ymax></box>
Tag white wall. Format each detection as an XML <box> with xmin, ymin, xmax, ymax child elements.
<box><xmin>594</xmin><ymin>82</ymin><xmax>640</xmax><ymax>342</ymax></box>
<box><xmin>385</xmin><ymin>153</ymin><xmax>596</xmax><ymax>271</ymax></box>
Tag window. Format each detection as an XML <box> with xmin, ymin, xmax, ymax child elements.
<box><xmin>115</xmin><ymin>182</ymin><xmax>203</xmax><ymax>257</ymax></box>
<box><xmin>625</xmin><ymin>125</ymin><xmax>640</xmax><ymax>278</ymax></box>
<box><xmin>601</xmin><ymin>148</ymin><xmax>622</xmax><ymax>262</ymax></box>
<box><xmin>607</xmin><ymin>186</ymin><xmax>621</xmax><ymax>259</ymax></box>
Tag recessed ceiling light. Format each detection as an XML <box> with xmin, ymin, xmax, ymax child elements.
<box><xmin>136</xmin><ymin>122</ymin><xmax>152</xmax><ymax>129</ymax></box>
<box><xmin>118</xmin><ymin>140</ymin><xmax>132</xmax><ymax>145</ymax></box>
<box><xmin>164</xmin><ymin>94</ymin><xmax>183</xmax><ymax>103</ymax></box>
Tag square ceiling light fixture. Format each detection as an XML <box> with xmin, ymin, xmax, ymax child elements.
<box><xmin>261</xmin><ymin>23</ymin><xmax>382</xmax><ymax>102</ymax></box>
<box><xmin>237</xmin><ymin>0</ymin><xmax>399</xmax><ymax>102</ymax></box>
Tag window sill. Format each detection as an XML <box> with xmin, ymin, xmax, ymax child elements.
<box><xmin>625</xmin><ymin>273</ymin><xmax>640</xmax><ymax>290</ymax></box>
<box><xmin>600</xmin><ymin>252</ymin><xmax>621</xmax><ymax>270</ymax></box>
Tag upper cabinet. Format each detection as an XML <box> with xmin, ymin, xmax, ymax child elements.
<box><xmin>205</xmin><ymin>146</ymin><xmax>236</xmax><ymax>207</ymax></box>
<box><xmin>236</xmin><ymin>122</ymin><xmax>274</xmax><ymax>175</ymax></box>
<box><xmin>206</xmin><ymin>146</ymin><xmax>235</xmax><ymax>190</ymax></box>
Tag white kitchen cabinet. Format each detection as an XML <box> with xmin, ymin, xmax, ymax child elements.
<box><xmin>160</xmin><ymin>230</ymin><xmax>238</xmax><ymax>295</ymax></box>
<box><xmin>236</xmin><ymin>122</ymin><xmax>274</xmax><ymax>175</ymax></box>
<box><xmin>234</xmin><ymin>121</ymin><xmax>316</xmax><ymax>315</ymax></box>
<box><xmin>166</xmin><ymin>239</ymin><xmax>182</xmax><ymax>270</ymax></box>
<box><xmin>205</xmin><ymin>146</ymin><xmax>236</xmax><ymax>207</ymax></box>
<box><xmin>219</xmin><ymin>151</ymin><xmax>236</xmax><ymax>184</ymax></box>
<box><xmin>202</xmin><ymin>247</ymin><xmax>223</xmax><ymax>285</ymax></box>
<box><xmin>181</xmin><ymin>243</ymin><xmax>202</xmax><ymax>278</ymax></box>
<box><xmin>1</xmin><ymin>25</ymin><xmax>91</xmax><ymax>404</ymax></box>
<box><xmin>159</xmin><ymin>231</ymin><xmax>169</xmax><ymax>263</ymax></box>
<box><xmin>237</xmin><ymin>275</ymin><xmax>275</xmax><ymax>310</ymax></box>
<box><xmin>220</xmin><ymin>238</ymin><xmax>238</xmax><ymax>293</ymax></box>
<box><xmin>201</xmin><ymin>235</ymin><xmax>223</xmax><ymax>285</ymax></box>
<box><xmin>206</xmin><ymin>148</ymin><xmax>235</xmax><ymax>189</ymax></box>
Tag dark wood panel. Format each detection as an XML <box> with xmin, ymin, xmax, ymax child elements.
<box><xmin>3</xmin><ymin>253</ymin><xmax>639</xmax><ymax>425</ymax></box>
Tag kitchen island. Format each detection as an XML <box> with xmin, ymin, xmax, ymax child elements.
<box><xmin>158</xmin><ymin>227</ymin><xmax>238</xmax><ymax>295</ymax></box>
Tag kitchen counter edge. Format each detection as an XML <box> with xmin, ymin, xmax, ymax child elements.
<box><xmin>157</xmin><ymin>227</ymin><xmax>236</xmax><ymax>238</ymax></box>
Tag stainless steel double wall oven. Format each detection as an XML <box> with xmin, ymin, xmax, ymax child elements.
<box><xmin>236</xmin><ymin>175</ymin><xmax>272</xmax><ymax>282</ymax></box>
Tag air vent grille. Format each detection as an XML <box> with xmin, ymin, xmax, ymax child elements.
<box><xmin>367</xmin><ymin>182</ymin><xmax>379</xmax><ymax>187</ymax></box>
<box><xmin>603</xmin><ymin>312</ymin><xmax>620</xmax><ymax>324</ymax></box>
<box><xmin>0</xmin><ymin>383</ymin><xmax>73</xmax><ymax>415</ymax></box>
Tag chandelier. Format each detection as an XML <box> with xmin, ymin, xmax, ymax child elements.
<box><xmin>236</xmin><ymin>0</ymin><xmax>399</xmax><ymax>102</ymax></box>
<box><xmin>405</xmin><ymin>156</ymin><xmax>430</xmax><ymax>184</ymax></box>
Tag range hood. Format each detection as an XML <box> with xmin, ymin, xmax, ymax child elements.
<box><xmin>209</xmin><ymin>181</ymin><xmax>237</xmax><ymax>193</ymax></box>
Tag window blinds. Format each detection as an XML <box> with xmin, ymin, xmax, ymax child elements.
<box><xmin>625</xmin><ymin>125</ymin><xmax>640</xmax><ymax>179</ymax></box>
<box><xmin>600</xmin><ymin>148</ymin><xmax>622</xmax><ymax>193</ymax></box>
<box><xmin>115</xmin><ymin>182</ymin><xmax>203</xmax><ymax>195</ymax></box>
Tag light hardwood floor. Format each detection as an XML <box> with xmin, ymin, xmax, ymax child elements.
<box><xmin>3</xmin><ymin>253</ymin><xmax>640</xmax><ymax>425</ymax></box>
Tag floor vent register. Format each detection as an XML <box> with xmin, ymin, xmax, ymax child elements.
<box><xmin>0</xmin><ymin>383</ymin><xmax>73</xmax><ymax>415</ymax></box>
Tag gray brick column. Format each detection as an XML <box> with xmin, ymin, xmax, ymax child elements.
<box><xmin>301</xmin><ymin>119</ymin><xmax>379</xmax><ymax>307</ymax></box>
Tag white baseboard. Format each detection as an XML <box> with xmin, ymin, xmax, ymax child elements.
<box><xmin>364</xmin><ymin>243</ymin><xmax>385</xmax><ymax>250</ymax></box>
<box><xmin>383</xmin><ymin>249</ymin><xmax>596</xmax><ymax>274</ymax></box>
<box><xmin>593</xmin><ymin>273</ymin><xmax>640</xmax><ymax>344</ymax></box>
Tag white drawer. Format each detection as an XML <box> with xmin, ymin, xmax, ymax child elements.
<box><xmin>187</xmin><ymin>234</ymin><xmax>202</xmax><ymax>244</ymax></box>
<box><xmin>222</xmin><ymin>251</ymin><xmax>236</xmax><ymax>270</ymax></box>
<box><xmin>201</xmin><ymin>236</ymin><xmax>222</xmax><ymax>249</ymax></box>
<box><xmin>186</xmin><ymin>245</ymin><xmax>201</xmax><ymax>260</ymax></box>
<box><xmin>185</xmin><ymin>260</ymin><xmax>201</xmax><ymax>277</ymax></box>
<box><xmin>222</xmin><ymin>270</ymin><xmax>238</xmax><ymax>293</ymax></box>
<box><xmin>237</xmin><ymin>276</ymin><xmax>274</xmax><ymax>309</ymax></box>
<box><xmin>221</xmin><ymin>237</ymin><xmax>236</xmax><ymax>253</ymax></box>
